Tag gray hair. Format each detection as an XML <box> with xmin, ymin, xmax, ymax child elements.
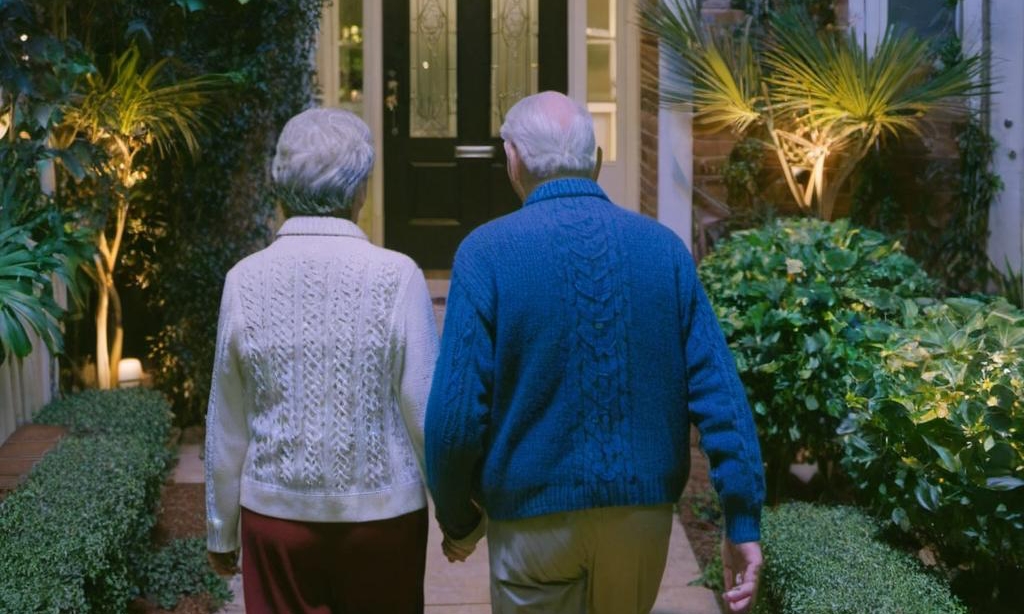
<box><xmin>271</xmin><ymin>108</ymin><xmax>375</xmax><ymax>216</ymax></box>
<box><xmin>499</xmin><ymin>91</ymin><xmax>596</xmax><ymax>180</ymax></box>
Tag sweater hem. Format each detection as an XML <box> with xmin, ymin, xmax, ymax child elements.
<box><xmin>240</xmin><ymin>478</ymin><xmax>427</xmax><ymax>523</ymax></box>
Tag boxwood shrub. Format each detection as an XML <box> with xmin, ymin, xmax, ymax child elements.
<box><xmin>841</xmin><ymin>296</ymin><xmax>1024</xmax><ymax>606</ymax></box>
<box><xmin>755</xmin><ymin>502</ymin><xmax>967</xmax><ymax>614</ymax></box>
<box><xmin>0</xmin><ymin>388</ymin><xmax>173</xmax><ymax>612</ymax></box>
<box><xmin>698</xmin><ymin>218</ymin><xmax>936</xmax><ymax>496</ymax></box>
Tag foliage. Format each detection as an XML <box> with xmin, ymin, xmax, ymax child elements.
<box><xmin>937</xmin><ymin>118</ymin><xmax>1003</xmax><ymax>295</ymax></box>
<box><xmin>0</xmin><ymin>389</ymin><xmax>173</xmax><ymax>612</ymax></box>
<box><xmin>130</xmin><ymin>0</ymin><xmax>321</xmax><ymax>425</ymax></box>
<box><xmin>0</xmin><ymin>0</ymin><xmax>96</xmax><ymax>365</ymax></box>
<box><xmin>639</xmin><ymin>0</ymin><xmax>985</xmax><ymax>219</ymax></box>
<box><xmin>721</xmin><ymin>136</ymin><xmax>774</xmax><ymax>229</ymax></box>
<box><xmin>55</xmin><ymin>42</ymin><xmax>235</xmax><ymax>389</ymax></box>
<box><xmin>697</xmin><ymin>218</ymin><xmax>936</xmax><ymax>499</ymax></box>
<box><xmin>753</xmin><ymin>503</ymin><xmax>967</xmax><ymax>614</ymax></box>
<box><xmin>35</xmin><ymin>385</ymin><xmax>174</xmax><ymax>446</ymax></box>
<box><xmin>841</xmin><ymin>296</ymin><xmax>1024</xmax><ymax>608</ymax></box>
<box><xmin>13</xmin><ymin>0</ymin><xmax>317</xmax><ymax>421</ymax></box>
<box><xmin>139</xmin><ymin>538</ymin><xmax>232</xmax><ymax>610</ymax></box>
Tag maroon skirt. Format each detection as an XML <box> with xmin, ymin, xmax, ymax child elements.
<box><xmin>240</xmin><ymin>506</ymin><xmax>428</xmax><ymax>614</ymax></box>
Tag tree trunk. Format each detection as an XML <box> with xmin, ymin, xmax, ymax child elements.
<box><xmin>95</xmin><ymin>273</ymin><xmax>111</xmax><ymax>389</ymax></box>
<box><xmin>109</xmin><ymin>284</ymin><xmax>123</xmax><ymax>388</ymax></box>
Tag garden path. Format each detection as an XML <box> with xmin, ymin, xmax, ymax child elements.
<box><xmin>173</xmin><ymin>444</ymin><xmax>719</xmax><ymax>613</ymax></box>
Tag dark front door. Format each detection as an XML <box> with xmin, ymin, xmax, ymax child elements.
<box><xmin>383</xmin><ymin>0</ymin><xmax>567</xmax><ymax>269</ymax></box>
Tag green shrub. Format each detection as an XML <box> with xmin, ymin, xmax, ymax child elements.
<box><xmin>139</xmin><ymin>538</ymin><xmax>232</xmax><ymax>610</ymax></box>
<box><xmin>34</xmin><ymin>386</ymin><xmax>174</xmax><ymax>448</ymax></box>
<box><xmin>698</xmin><ymin>218</ymin><xmax>936</xmax><ymax>496</ymax></box>
<box><xmin>0</xmin><ymin>435</ymin><xmax>169</xmax><ymax>612</ymax></box>
<box><xmin>841</xmin><ymin>296</ymin><xmax>1024</xmax><ymax>603</ymax></box>
<box><xmin>0</xmin><ymin>389</ymin><xmax>173</xmax><ymax>612</ymax></box>
<box><xmin>755</xmin><ymin>503</ymin><xmax>966</xmax><ymax>614</ymax></box>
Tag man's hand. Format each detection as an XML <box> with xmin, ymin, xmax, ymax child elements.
<box><xmin>721</xmin><ymin>538</ymin><xmax>762</xmax><ymax>613</ymax></box>
<box><xmin>207</xmin><ymin>549</ymin><xmax>240</xmax><ymax>576</ymax></box>
<box><xmin>441</xmin><ymin>511</ymin><xmax>487</xmax><ymax>563</ymax></box>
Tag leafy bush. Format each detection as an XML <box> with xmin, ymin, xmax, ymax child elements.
<box><xmin>754</xmin><ymin>503</ymin><xmax>967</xmax><ymax>614</ymax></box>
<box><xmin>139</xmin><ymin>538</ymin><xmax>232</xmax><ymax>610</ymax></box>
<box><xmin>34</xmin><ymin>386</ymin><xmax>174</xmax><ymax>448</ymax></box>
<box><xmin>0</xmin><ymin>389</ymin><xmax>173</xmax><ymax>612</ymax></box>
<box><xmin>698</xmin><ymin>218</ymin><xmax>936</xmax><ymax>496</ymax></box>
<box><xmin>841</xmin><ymin>296</ymin><xmax>1024</xmax><ymax>607</ymax></box>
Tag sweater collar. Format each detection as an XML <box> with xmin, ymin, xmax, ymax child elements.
<box><xmin>276</xmin><ymin>216</ymin><xmax>368</xmax><ymax>240</ymax></box>
<box><xmin>522</xmin><ymin>177</ymin><xmax>609</xmax><ymax>207</ymax></box>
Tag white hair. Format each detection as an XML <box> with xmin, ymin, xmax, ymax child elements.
<box><xmin>271</xmin><ymin>108</ymin><xmax>374</xmax><ymax>215</ymax></box>
<box><xmin>499</xmin><ymin>91</ymin><xmax>596</xmax><ymax>180</ymax></box>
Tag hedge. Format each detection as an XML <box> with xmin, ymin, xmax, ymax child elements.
<box><xmin>0</xmin><ymin>388</ymin><xmax>173</xmax><ymax>612</ymax></box>
<box><xmin>754</xmin><ymin>502</ymin><xmax>966</xmax><ymax>614</ymax></box>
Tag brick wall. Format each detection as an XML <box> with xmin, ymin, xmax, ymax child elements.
<box><xmin>639</xmin><ymin>29</ymin><xmax>659</xmax><ymax>219</ymax></box>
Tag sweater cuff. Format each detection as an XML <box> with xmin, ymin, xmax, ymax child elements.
<box><xmin>207</xmin><ymin>517</ymin><xmax>239</xmax><ymax>553</ymax></box>
<box><xmin>725</xmin><ymin>512</ymin><xmax>761</xmax><ymax>543</ymax></box>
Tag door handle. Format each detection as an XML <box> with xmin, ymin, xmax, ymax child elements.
<box><xmin>454</xmin><ymin>145</ymin><xmax>496</xmax><ymax>159</ymax></box>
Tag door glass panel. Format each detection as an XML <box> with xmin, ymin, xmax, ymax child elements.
<box><xmin>491</xmin><ymin>0</ymin><xmax>539</xmax><ymax>135</ymax></box>
<box><xmin>410</xmin><ymin>0</ymin><xmax>457</xmax><ymax>137</ymax></box>
<box><xmin>587</xmin><ymin>0</ymin><xmax>616</xmax><ymax>161</ymax></box>
<box><xmin>337</xmin><ymin>1</ymin><xmax>364</xmax><ymax>114</ymax></box>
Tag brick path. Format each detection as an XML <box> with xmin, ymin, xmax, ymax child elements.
<box><xmin>0</xmin><ymin>424</ymin><xmax>67</xmax><ymax>501</ymax></box>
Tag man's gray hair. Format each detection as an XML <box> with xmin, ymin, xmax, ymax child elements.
<box><xmin>499</xmin><ymin>92</ymin><xmax>596</xmax><ymax>180</ymax></box>
<box><xmin>271</xmin><ymin>108</ymin><xmax>374</xmax><ymax>216</ymax></box>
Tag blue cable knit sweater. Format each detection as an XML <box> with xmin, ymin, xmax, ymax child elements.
<box><xmin>425</xmin><ymin>178</ymin><xmax>765</xmax><ymax>543</ymax></box>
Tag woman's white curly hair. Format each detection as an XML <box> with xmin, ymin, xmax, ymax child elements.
<box><xmin>271</xmin><ymin>108</ymin><xmax>374</xmax><ymax>216</ymax></box>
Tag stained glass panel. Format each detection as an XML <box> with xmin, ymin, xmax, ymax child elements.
<box><xmin>491</xmin><ymin>0</ymin><xmax>539</xmax><ymax>135</ymax></box>
<box><xmin>410</xmin><ymin>0</ymin><xmax>457</xmax><ymax>137</ymax></box>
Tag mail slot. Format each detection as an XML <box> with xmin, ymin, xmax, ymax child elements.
<box><xmin>454</xmin><ymin>145</ymin><xmax>496</xmax><ymax>159</ymax></box>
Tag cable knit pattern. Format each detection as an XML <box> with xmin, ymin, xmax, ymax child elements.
<box><xmin>206</xmin><ymin>217</ymin><xmax>438</xmax><ymax>553</ymax></box>
<box><xmin>552</xmin><ymin>202</ymin><xmax>632</xmax><ymax>486</ymax></box>
<box><xmin>425</xmin><ymin>178</ymin><xmax>765</xmax><ymax>543</ymax></box>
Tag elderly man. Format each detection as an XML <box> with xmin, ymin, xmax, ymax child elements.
<box><xmin>206</xmin><ymin>108</ymin><xmax>438</xmax><ymax>613</ymax></box>
<box><xmin>425</xmin><ymin>91</ymin><xmax>765</xmax><ymax>614</ymax></box>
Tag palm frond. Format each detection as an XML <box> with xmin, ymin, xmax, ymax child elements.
<box><xmin>764</xmin><ymin>8</ymin><xmax>984</xmax><ymax>143</ymax></box>
<box><xmin>61</xmin><ymin>45</ymin><xmax>235</xmax><ymax>162</ymax></box>
<box><xmin>639</xmin><ymin>0</ymin><xmax>762</xmax><ymax>133</ymax></box>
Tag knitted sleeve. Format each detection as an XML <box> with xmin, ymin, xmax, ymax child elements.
<box><xmin>391</xmin><ymin>266</ymin><xmax>440</xmax><ymax>477</ymax></box>
<box><xmin>424</xmin><ymin>269</ymin><xmax>493</xmax><ymax>538</ymax></box>
<box><xmin>205</xmin><ymin>272</ymin><xmax>252</xmax><ymax>553</ymax></box>
<box><xmin>679</xmin><ymin>247</ymin><xmax>766</xmax><ymax>543</ymax></box>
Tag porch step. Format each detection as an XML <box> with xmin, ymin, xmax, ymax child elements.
<box><xmin>0</xmin><ymin>424</ymin><xmax>68</xmax><ymax>501</ymax></box>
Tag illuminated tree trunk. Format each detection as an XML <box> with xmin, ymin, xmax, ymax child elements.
<box><xmin>94</xmin><ymin>201</ymin><xmax>127</xmax><ymax>389</ymax></box>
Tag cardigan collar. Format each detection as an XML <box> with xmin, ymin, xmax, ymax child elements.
<box><xmin>522</xmin><ymin>177</ymin><xmax>609</xmax><ymax>207</ymax></box>
<box><xmin>276</xmin><ymin>216</ymin><xmax>368</xmax><ymax>241</ymax></box>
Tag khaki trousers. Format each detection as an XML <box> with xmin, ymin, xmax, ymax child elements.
<box><xmin>486</xmin><ymin>504</ymin><xmax>673</xmax><ymax>614</ymax></box>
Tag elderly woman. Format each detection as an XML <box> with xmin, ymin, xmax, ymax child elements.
<box><xmin>205</xmin><ymin>108</ymin><xmax>438</xmax><ymax>613</ymax></box>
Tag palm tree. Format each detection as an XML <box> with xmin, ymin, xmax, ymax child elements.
<box><xmin>639</xmin><ymin>0</ymin><xmax>986</xmax><ymax>220</ymax></box>
<box><xmin>57</xmin><ymin>45</ymin><xmax>233</xmax><ymax>388</ymax></box>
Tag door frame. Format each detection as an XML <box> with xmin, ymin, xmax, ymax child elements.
<box><xmin>317</xmin><ymin>0</ymin><xmax>643</xmax><ymax>249</ymax></box>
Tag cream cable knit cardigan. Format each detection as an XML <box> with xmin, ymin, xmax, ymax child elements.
<box><xmin>206</xmin><ymin>216</ymin><xmax>439</xmax><ymax>553</ymax></box>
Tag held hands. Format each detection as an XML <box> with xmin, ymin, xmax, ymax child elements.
<box><xmin>441</xmin><ymin>510</ymin><xmax>488</xmax><ymax>563</ymax></box>
<box><xmin>721</xmin><ymin>538</ymin><xmax>762</xmax><ymax>613</ymax></box>
<box><xmin>207</xmin><ymin>549</ymin><xmax>240</xmax><ymax>576</ymax></box>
